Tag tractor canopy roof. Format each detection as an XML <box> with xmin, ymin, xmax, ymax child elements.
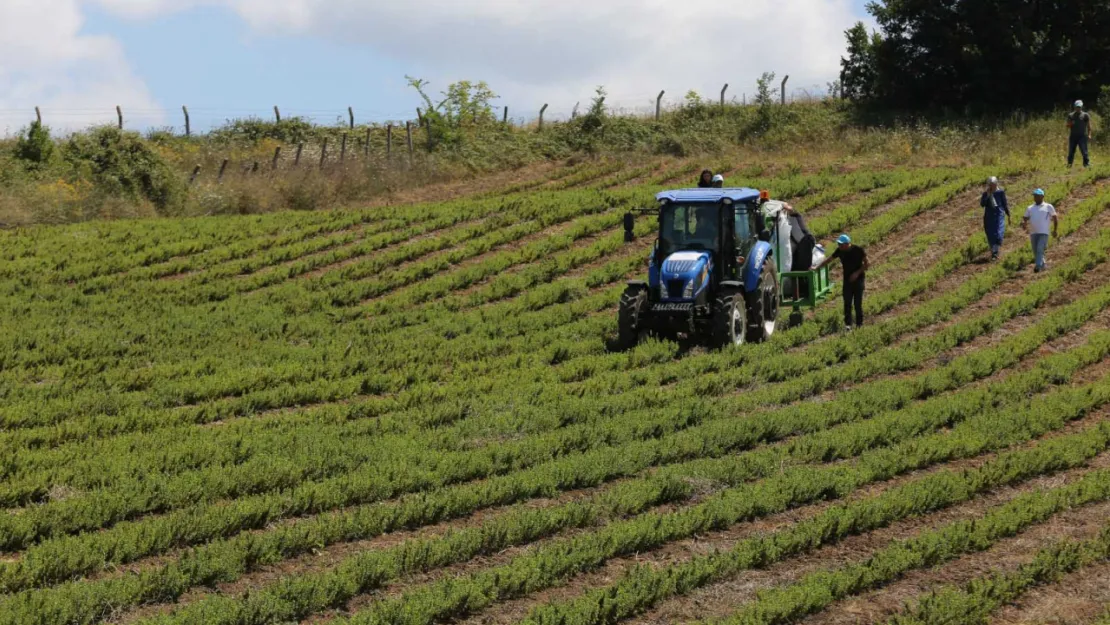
<box><xmin>655</xmin><ymin>187</ymin><xmax>762</xmax><ymax>204</ymax></box>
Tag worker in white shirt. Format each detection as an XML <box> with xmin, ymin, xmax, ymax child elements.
<box><xmin>1021</xmin><ymin>188</ymin><xmax>1058</xmax><ymax>273</ymax></box>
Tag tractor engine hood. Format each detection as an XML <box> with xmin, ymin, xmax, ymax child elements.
<box><xmin>658</xmin><ymin>251</ymin><xmax>711</xmax><ymax>301</ymax></box>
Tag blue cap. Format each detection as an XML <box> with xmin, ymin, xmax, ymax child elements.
<box><xmin>837</xmin><ymin>234</ymin><xmax>851</xmax><ymax>244</ymax></box>
<box><xmin>1033</xmin><ymin>188</ymin><xmax>1045</xmax><ymax>196</ymax></box>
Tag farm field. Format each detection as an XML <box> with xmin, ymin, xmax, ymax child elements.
<box><xmin>6</xmin><ymin>153</ymin><xmax>1110</xmax><ymax>625</ymax></box>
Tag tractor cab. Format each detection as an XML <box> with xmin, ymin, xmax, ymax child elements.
<box><xmin>648</xmin><ymin>189</ymin><xmax>765</xmax><ymax>307</ymax></box>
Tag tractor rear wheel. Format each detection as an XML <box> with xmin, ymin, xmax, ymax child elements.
<box><xmin>745</xmin><ymin>259</ymin><xmax>780</xmax><ymax>343</ymax></box>
<box><xmin>711</xmin><ymin>289</ymin><xmax>747</xmax><ymax>348</ymax></box>
<box><xmin>616</xmin><ymin>285</ymin><xmax>648</xmax><ymax>350</ymax></box>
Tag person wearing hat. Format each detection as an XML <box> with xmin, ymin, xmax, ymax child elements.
<box><xmin>1022</xmin><ymin>189</ymin><xmax>1058</xmax><ymax>273</ymax></box>
<box><xmin>816</xmin><ymin>233</ymin><xmax>869</xmax><ymax>329</ymax></box>
<box><xmin>980</xmin><ymin>176</ymin><xmax>1011</xmax><ymax>260</ymax></box>
<box><xmin>1067</xmin><ymin>100</ymin><xmax>1092</xmax><ymax>168</ymax></box>
<box><xmin>711</xmin><ymin>174</ymin><xmax>725</xmax><ymax>188</ymax></box>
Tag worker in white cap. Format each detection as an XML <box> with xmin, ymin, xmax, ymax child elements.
<box><xmin>711</xmin><ymin>174</ymin><xmax>725</xmax><ymax>188</ymax></box>
<box><xmin>1067</xmin><ymin>100</ymin><xmax>1092</xmax><ymax>168</ymax></box>
<box><xmin>980</xmin><ymin>176</ymin><xmax>1011</xmax><ymax>260</ymax></box>
<box><xmin>1022</xmin><ymin>188</ymin><xmax>1058</xmax><ymax>273</ymax></box>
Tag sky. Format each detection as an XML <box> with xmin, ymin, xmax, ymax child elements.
<box><xmin>0</xmin><ymin>0</ymin><xmax>876</xmax><ymax>135</ymax></box>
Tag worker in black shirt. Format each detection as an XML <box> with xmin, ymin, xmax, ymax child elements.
<box><xmin>816</xmin><ymin>233</ymin><xmax>869</xmax><ymax>330</ymax></box>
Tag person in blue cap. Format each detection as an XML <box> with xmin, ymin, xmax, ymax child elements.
<box><xmin>1022</xmin><ymin>188</ymin><xmax>1058</xmax><ymax>273</ymax></box>
<box><xmin>816</xmin><ymin>233</ymin><xmax>870</xmax><ymax>329</ymax></box>
<box><xmin>980</xmin><ymin>176</ymin><xmax>1011</xmax><ymax>261</ymax></box>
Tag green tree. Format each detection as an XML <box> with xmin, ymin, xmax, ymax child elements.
<box><xmin>845</xmin><ymin>0</ymin><xmax>1110</xmax><ymax>114</ymax></box>
<box><xmin>839</xmin><ymin>22</ymin><xmax>877</xmax><ymax>102</ymax></box>
<box><xmin>14</xmin><ymin>121</ymin><xmax>55</xmax><ymax>168</ymax></box>
<box><xmin>407</xmin><ymin>76</ymin><xmax>499</xmax><ymax>150</ymax></box>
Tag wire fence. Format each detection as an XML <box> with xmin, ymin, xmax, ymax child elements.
<box><xmin>0</xmin><ymin>79</ymin><xmax>839</xmax><ymax>137</ymax></box>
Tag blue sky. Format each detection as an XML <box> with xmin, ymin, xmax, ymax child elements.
<box><xmin>0</xmin><ymin>0</ymin><xmax>876</xmax><ymax>134</ymax></box>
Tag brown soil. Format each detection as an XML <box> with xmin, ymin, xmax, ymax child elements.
<box><xmin>988</xmin><ymin>560</ymin><xmax>1110</xmax><ymax>625</ymax></box>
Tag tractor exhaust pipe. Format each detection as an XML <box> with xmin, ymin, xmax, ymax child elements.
<box><xmin>623</xmin><ymin>212</ymin><xmax>636</xmax><ymax>242</ymax></box>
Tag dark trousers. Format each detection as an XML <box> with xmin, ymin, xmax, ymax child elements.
<box><xmin>1069</xmin><ymin>135</ymin><xmax>1090</xmax><ymax>167</ymax></box>
<box><xmin>843</xmin><ymin>278</ymin><xmax>864</xmax><ymax>327</ymax></box>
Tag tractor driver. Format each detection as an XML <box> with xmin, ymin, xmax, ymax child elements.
<box><xmin>688</xmin><ymin>206</ymin><xmax>718</xmax><ymax>248</ymax></box>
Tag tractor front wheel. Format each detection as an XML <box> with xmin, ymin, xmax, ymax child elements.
<box><xmin>616</xmin><ymin>285</ymin><xmax>648</xmax><ymax>350</ymax></box>
<box><xmin>746</xmin><ymin>259</ymin><xmax>780</xmax><ymax>343</ymax></box>
<box><xmin>711</xmin><ymin>289</ymin><xmax>747</xmax><ymax>348</ymax></box>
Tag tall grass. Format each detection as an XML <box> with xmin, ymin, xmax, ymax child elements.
<box><xmin>0</xmin><ymin>101</ymin><xmax>1102</xmax><ymax>226</ymax></box>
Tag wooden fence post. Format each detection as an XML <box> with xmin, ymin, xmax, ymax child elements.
<box><xmin>182</xmin><ymin>106</ymin><xmax>190</xmax><ymax>137</ymax></box>
<box><xmin>319</xmin><ymin>138</ymin><xmax>329</xmax><ymax>168</ymax></box>
<box><xmin>116</xmin><ymin>106</ymin><xmax>123</xmax><ymax>129</ymax></box>
<box><xmin>271</xmin><ymin>146</ymin><xmax>281</xmax><ymax>171</ymax></box>
<box><xmin>503</xmin><ymin>106</ymin><xmax>509</xmax><ymax>124</ymax></box>
<box><xmin>538</xmin><ymin>104</ymin><xmax>548</xmax><ymax>130</ymax></box>
<box><xmin>655</xmin><ymin>91</ymin><xmax>665</xmax><ymax>120</ymax></box>
<box><xmin>387</xmin><ymin>124</ymin><xmax>393</xmax><ymax>158</ymax></box>
<box><xmin>274</xmin><ymin>106</ymin><xmax>281</xmax><ymax>122</ymax></box>
<box><xmin>35</xmin><ymin>106</ymin><xmax>41</xmax><ymax>124</ymax></box>
<box><xmin>406</xmin><ymin>121</ymin><xmax>414</xmax><ymax>163</ymax></box>
<box><xmin>365</xmin><ymin>127</ymin><xmax>371</xmax><ymax>156</ymax></box>
<box><xmin>571</xmin><ymin>102</ymin><xmax>579</xmax><ymax>119</ymax></box>
<box><xmin>721</xmin><ymin>84</ymin><xmax>729</xmax><ymax>107</ymax></box>
<box><xmin>348</xmin><ymin>107</ymin><xmax>355</xmax><ymax>130</ymax></box>
<box><xmin>295</xmin><ymin>143</ymin><xmax>304</xmax><ymax>166</ymax></box>
<box><xmin>340</xmin><ymin>133</ymin><xmax>348</xmax><ymax>163</ymax></box>
<box><xmin>217</xmin><ymin>159</ymin><xmax>229</xmax><ymax>183</ymax></box>
<box><xmin>189</xmin><ymin>165</ymin><xmax>201</xmax><ymax>185</ymax></box>
<box><xmin>781</xmin><ymin>75</ymin><xmax>789</xmax><ymax>105</ymax></box>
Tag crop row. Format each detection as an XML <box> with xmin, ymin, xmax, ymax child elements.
<box><xmin>879</xmin><ymin>527</ymin><xmax>1110</xmax><ymax>625</ymax></box>
<box><xmin>687</xmin><ymin>463</ymin><xmax>1110</xmax><ymax>625</ymax></box>
<box><xmin>5</xmin><ymin>278</ymin><xmax>1109</xmax><ymax>603</ymax></box>
<box><xmin>2</xmin><ymin>185</ymin><xmax>1082</xmax><ymax>510</ymax></box>
<box><xmin>0</xmin><ymin>164</ymin><xmax>990</xmax><ymax>430</ymax></box>
<box><xmin>7</xmin><ymin>325</ymin><xmax>1110</xmax><ymax>625</ymax></box>
<box><xmin>0</xmin><ymin>160</ymin><xmax>959</xmax><ymax>392</ymax></box>
<box><xmin>310</xmin><ymin>383</ymin><xmax>1110</xmax><ymax>625</ymax></box>
<box><xmin>0</xmin><ymin>166</ymin><xmax>1093</xmax><ymax>486</ymax></box>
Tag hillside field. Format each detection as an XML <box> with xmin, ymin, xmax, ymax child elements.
<box><xmin>6</xmin><ymin>153</ymin><xmax>1110</xmax><ymax>625</ymax></box>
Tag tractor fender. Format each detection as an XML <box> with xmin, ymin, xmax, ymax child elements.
<box><xmin>625</xmin><ymin>280</ymin><xmax>648</xmax><ymax>289</ymax></box>
<box><xmin>744</xmin><ymin>241</ymin><xmax>773</xmax><ymax>293</ymax></box>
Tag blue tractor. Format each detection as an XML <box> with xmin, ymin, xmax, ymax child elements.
<box><xmin>617</xmin><ymin>187</ymin><xmax>831</xmax><ymax>349</ymax></box>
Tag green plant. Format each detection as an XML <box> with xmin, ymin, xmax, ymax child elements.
<box><xmin>60</xmin><ymin>126</ymin><xmax>185</xmax><ymax>213</ymax></box>
<box><xmin>407</xmin><ymin>76</ymin><xmax>499</xmax><ymax>150</ymax></box>
<box><xmin>14</xmin><ymin>121</ymin><xmax>55</xmax><ymax>168</ymax></box>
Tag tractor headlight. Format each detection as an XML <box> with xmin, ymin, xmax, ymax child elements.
<box><xmin>683</xmin><ymin>279</ymin><xmax>695</xmax><ymax>299</ymax></box>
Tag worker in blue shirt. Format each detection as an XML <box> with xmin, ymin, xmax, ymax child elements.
<box><xmin>980</xmin><ymin>176</ymin><xmax>1011</xmax><ymax>261</ymax></box>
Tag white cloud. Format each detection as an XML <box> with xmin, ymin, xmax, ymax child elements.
<box><xmin>94</xmin><ymin>0</ymin><xmax>860</xmax><ymax>120</ymax></box>
<box><xmin>0</xmin><ymin>0</ymin><xmax>163</xmax><ymax>135</ymax></box>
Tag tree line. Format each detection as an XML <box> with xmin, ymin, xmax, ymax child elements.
<box><xmin>841</xmin><ymin>0</ymin><xmax>1110</xmax><ymax>116</ymax></box>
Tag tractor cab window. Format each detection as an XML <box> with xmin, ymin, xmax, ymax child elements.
<box><xmin>733</xmin><ymin>203</ymin><xmax>763</xmax><ymax>253</ymax></box>
<box><xmin>659</xmin><ymin>203</ymin><xmax>720</xmax><ymax>256</ymax></box>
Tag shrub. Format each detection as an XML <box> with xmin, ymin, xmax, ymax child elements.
<box><xmin>14</xmin><ymin>121</ymin><xmax>55</xmax><ymax>169</ymax></box>
<box><xmin>209</xmin><ymin>117</ymin><xmax>316</xmax><ymax>145</ymax></box>
<box><xmin>61</xmin><ymin>126</ymin><xmax>185</xmax><ymax>214</ymax></box>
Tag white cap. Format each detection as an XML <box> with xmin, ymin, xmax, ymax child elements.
<box><xmin>988</xmin><ymin>176</ymin><xmax>998</xmax><ymax>184</ymax></box>
<box><xmin>1075</xmin><ymin>100</ymin><xmax>1084</xmax><ymax>107</ymax></box>
<box><xmin>712</xmin><ymin>174</ymin><xmax>724</xmax><ymax>183</ymax></box>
